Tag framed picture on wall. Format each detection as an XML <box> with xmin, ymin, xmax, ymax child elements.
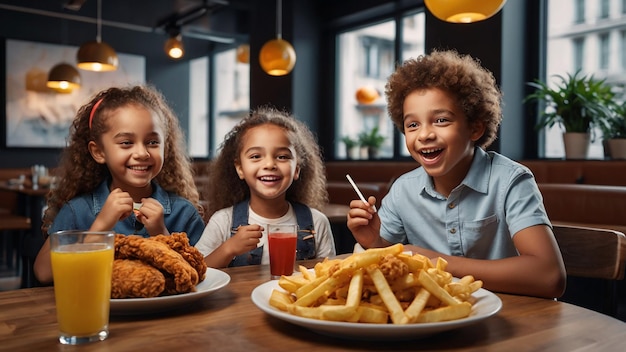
<box><xmin>4</xmin><ymin>39</ymin><xmax>145</xmax><ymax>148</ymax></box>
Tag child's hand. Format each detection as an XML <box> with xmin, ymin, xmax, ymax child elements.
<box><xmin>347</xmin><ymin>195</ymin><xmax>382</xmax><ymax>249</ymax></box>
<box><xmin>135</xmin><ymin>198</ymin><xmax>167</xmax><ymax>236</ymax></box>
<box><xmin>226</xmin><ymin>224</ymin><xmax>263</xmax><ymax>256</ymax></box>
<box><xmin>93</xmin><ymin>188</ymin><xmax>134</xmax><ymax>231</ymax></box>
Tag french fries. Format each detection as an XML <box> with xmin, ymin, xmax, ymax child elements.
<box><xmin>269</xmin><ymin>244</ymin><xmax>483</xmax><ymax>324</ymax></box>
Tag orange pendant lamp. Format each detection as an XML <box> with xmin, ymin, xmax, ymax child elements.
<box><xmin>355</xmin><ymin>86</ymin><xmax>380</xmax><ymax>104</ymax></box>
<box><xmin>424</xmin><ymin>0</ymin><xmax>507</xmax><ymax>23</ymax></box>
<box><xmin>76</xmin><ymin>0</ymin><xmax>118</xmax><ymax>71</ymax></box>
<box><xmin>236</xmin><ymin>44</ymin><xmax>250</xmax><ymax>64</ymax></box>
<box><xmin>259</xmin><ymin>0</ymin><xmax>296</xmax><ymax>76</ymax></box>
<box><xmin>46</xmin><ymin>63</ymin><xmax>81</xmax><ymax>93</ymax></box>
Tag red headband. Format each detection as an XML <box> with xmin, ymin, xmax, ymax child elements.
<box><xmin>89</xmin><ymin>98</ymin><xmax>104</xmax><ymax>129</ymax></box>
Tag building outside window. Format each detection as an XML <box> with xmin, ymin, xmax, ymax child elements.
<box><xmin>335</xmin><ymin>11</ymin><xmax>424</xmax><ymax>160</ymax></box>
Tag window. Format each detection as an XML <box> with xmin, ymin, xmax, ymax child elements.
<box><xmin>544</xmin><ymin>0</ymin><xmax>626</xmax><ymax>159</ymax></box>
<box><xmin>600</xmin><ymin>0</ymin><xmax>610</xmax><ymax>19</ymax></box>
<box><xmin>335</xmin><ymin>11</ymin><xmax>425</xmax><ymax>160</ymax></box>
<box><xmin>188</xmin><ymin>56</ymin><xmax>209</xmax><ymax>158</ymax></box>
<box><xmin>574</xmin><ymin>0</ymin><xmax>585</xmax><ymax>23</ymax></box>
<box><xmin>572</xmin><ymin>0</ymin><xmax>585</xmax><ymax>23</ymax></box>
<box><xmin>622</xmin><ymin>30</ymin><xmax>626</xmax><ymax>69</ymax></box>
<box><xmin>573</xmin><ymin>37</ymin><xmax>585</xmax><ymax>71</ymax></box>
<box><xmin>599</xmin><ymin>33</ymin><xmax>610</xmax><ymax>70</ymax></box>
<box><xmin>211</xmin><ymin>48</ymin><xmax>250</xmax><ymax>157</ymax></box>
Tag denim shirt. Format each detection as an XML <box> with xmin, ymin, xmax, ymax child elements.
<box><xmin>48</xmin><ymin>180</ymin><xmax>205</xmax><ymax>245</ymax></box>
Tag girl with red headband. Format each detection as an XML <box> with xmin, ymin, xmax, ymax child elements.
<box><xmin>33</xmin><ymin>85</ymin><xmax>205</xmax><ymax>284</ymax></box>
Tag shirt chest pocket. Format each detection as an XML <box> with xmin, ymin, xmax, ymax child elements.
<box><xmin>459</xmin><ymin>214</ymin><xmax>498</xmax><ymax>257</ymax></box>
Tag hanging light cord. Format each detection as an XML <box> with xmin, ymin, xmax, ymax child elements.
<box><xmin>276</xmin><ymin>0</ymin><xmax>282</xmax><ymax>40</ymax></box>
<box><xmin>96</xmin><ymin>0</ymin><xmax>102</xmax><ymax>43</ymax></box>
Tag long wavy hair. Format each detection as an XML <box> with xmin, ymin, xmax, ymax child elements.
<box><xmin>385</xmin><ymin>49</ymin><xmax>502</xmax><ymax>149</ymax></box>
<box><xmin>204</xmin><ymin>106</ymin><xmax>328</xmax><ymax>219</ymax></box>
<box><xmin>42</xmin><ymin>85</ymin><xmax>202</xmax><ymax>236</ymax></box>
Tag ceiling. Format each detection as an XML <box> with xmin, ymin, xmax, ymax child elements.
<box><xmin>0</xmin><ymin>0</ymin><xmax>251</xmax><ymax>43</ymax></box>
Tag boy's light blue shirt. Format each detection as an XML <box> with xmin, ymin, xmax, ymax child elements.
<box><xmin>48</xmin><ymin>180</ymin><xmax>205</xmax><ymax>245</ymax></box>
<box><xmin>379</xmin><ymin>147</ymin><xmax>550</xmax><ymax>259</ymax></box>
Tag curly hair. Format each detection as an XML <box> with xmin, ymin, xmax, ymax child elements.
<box><xmin>385</xmin><ymin>49</ymin><xmax>502</xmax><ymax>149</ymax></box>
<box><xmin>204</xmin><ymin>106</ymin><xmax>328</xmax><ymax>219</ymax></box>
<box><xmin>42</xmin><ymin>85</ymin><xmax>202</xmax><ymax>236</ymax></box>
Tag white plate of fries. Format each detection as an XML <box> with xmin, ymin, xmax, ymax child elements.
<box><xmin>110</xmin><ymin>268</ymin><xmax>231</xmax><ymax>315</ymax></box>
<box><xmin>251</xmin><ymin>244</ymin><xmax>502</xmax><ymax>340</ymax></box>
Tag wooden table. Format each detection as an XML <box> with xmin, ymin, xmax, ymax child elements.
<box><xmin>1</xmin><ymin>261</ymin><xmax>625</xmax><ymax>351</ymax></box>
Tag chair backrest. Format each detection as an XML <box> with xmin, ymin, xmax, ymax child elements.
<box><xmin>552</xmin><ymin>224</ymin><xmax>626</xmax><ymax>280</ymax></box>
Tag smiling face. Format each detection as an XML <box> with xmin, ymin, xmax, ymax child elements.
<box><xmin>235</xmin><ymin>124</ymin><xmax>300</xmax><ymax>211</ymax></box>
<box><xmin>88</xmin><ymin>104</ymin><xmax>165</xmax><ymax>199</ymax></box>
<box><xmin>403</xmin><ymin>88</ymin><xmax>484</xmax><ymax>196</ymax></box>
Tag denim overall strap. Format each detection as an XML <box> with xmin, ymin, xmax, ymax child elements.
<box><xmin>292</xmin><ymin>202</ymin><xmax>317</xmax><ymax>260</ymax></box>
<box><xmin>229</xmin><ymin>200</ymin><xmax>263</xmax><ymax>267</ymax></box>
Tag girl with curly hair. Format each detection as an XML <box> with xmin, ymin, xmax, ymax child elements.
<box><xmin>195</xmin><ymin>106</ymin><xmax>335</xmax><ymax>268</ymax></box>
<box><xmin>347</xmin><ymin>50</ymin><xmax>566</xmax><ymax>299</ymax></box>
<box><xmin>33</xmin><ymin>85</ymin><xmax>205</xmax><ymax>284</ymax></box>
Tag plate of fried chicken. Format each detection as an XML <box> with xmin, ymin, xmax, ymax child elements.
<box><xmin>109</xmin><ymin>233</ymin><xmax>230</xmax><ymax>315</ymax></box>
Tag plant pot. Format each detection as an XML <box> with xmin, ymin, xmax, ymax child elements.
<box><xmin>346</xmin><ymin>147</ymin><xmax>359</xmax><ymax>160</ymax></box>
<box><xmin>607</xmin><ymin>139</ymin><xmax>626</xmax><ymax>159</ymax></box>
<box><xmin>562</xmin><ymin>132</ymin><xmax>589</xmax><ymax>159</ymax></box>
<box><xmin>367</xmin><ymin>147</ymin><xmax>379</xmax><ymax>159</ymax></box>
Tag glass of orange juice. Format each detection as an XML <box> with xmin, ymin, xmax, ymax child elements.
<box><xmin>267</xmin><ymin>224</ymin><xmax>298</xmax><ymax>279</ymax></box>
<box><xmin>50</xmin><ymin>230</ymin><xmax>115</xmax><ymax>345</ymax></box>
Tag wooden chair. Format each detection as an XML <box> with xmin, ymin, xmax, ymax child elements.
<box><xmin>552</xmin><ymin>224</ymin><xmax>626</xmax><ymax>317</ymax></box>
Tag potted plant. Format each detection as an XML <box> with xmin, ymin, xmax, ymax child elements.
<box><xmin>340</xmin><ymin>135</ymin><xmax>359</xmax><ymax>159</ymax></box>
<box><xmin>358</xmin><ymin>126</ymin><xmax>385</xmax><ymax>159</ymax></box>
<box><xmin>603</xmin><ymin>101</ymin><xmax>626</xmax><ymax>159</ymax></box>
<box><xmin>524</xmin><ymin>70</ymin><xmax>614</xmax><ymax>159</ymax></box>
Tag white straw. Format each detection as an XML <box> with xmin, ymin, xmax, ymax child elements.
<box><xmin>346</xmin><ymin>174</ymin><xmax>377</xmax><ymax>212</ymax></box>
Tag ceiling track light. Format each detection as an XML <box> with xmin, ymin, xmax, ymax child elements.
<box><xmin>164</xmin><ymin>26</ymin><xmax>185</xmax><ymax>59</ymax></box>
<box><xmin>259</xmin><ymin>0</ymin><xmax>296</xmax><ymax>76</ymax></box>
<box><xmin>46</xmin><ymin>63</ymin><xmax>81</xmax><ymax>93</ymax></box>
<box><xmin>76</xmin><ymin>0</ymin><xmax>118</xmax><ymax>71</ymax></box>
<box><xmin>424</xmin><ymin>0</ymin><xmax>507</xmax><ymax>23</ymax></box>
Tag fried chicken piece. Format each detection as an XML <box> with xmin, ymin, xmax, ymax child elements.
<box><xmin>111</xmin><ymin>259</ymin><xmax>165</xmax><ymax>298</ymax></box>
<box><xmin>115</xmin><ymin>234</ymin><xmax>199</xmax><ymax>294</ymax></box>
<box><xmin>151</xmin><ymin>232</ymin><xmax>208</xmax><ymax>281</ymax></box>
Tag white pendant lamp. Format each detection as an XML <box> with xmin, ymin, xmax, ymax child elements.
<box><xmin>424</xmin><ymin>0</ymin><xmax>507</xmax><ymax>23</ymax></box>
<box><xmin>76</xmin><ymin>0</ymin><xmax>118</xmax><ymax>71</ymax></box>
<box><xmin>259</xmin><ymin>0</ymin><xmax>296</xmax><ymax>76</ymax></box>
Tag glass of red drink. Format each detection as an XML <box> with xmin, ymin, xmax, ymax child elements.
<box><xmin>267</xmin><ymin>224</ymin><xmax>298</xmax><ymax>279</ymax></box>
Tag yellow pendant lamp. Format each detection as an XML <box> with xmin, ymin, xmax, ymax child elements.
<box><xmin>76</xmin><ymin>0</ymin><xmax>118</xmax><ymax>71</ymax></box>
<box><xmin>46</xmin><ymin>63</ymin><xmax>81</xmax><ymax>93</ymax></box>
<box><xmin>424</xmin><ymin>0</ymin><xmax>507</xmax><ymax>23</ymax></box>
<box><xmin>259</xmin><ymin>0</ymin><xmax>296</xmax><ymax>76</ymax></box>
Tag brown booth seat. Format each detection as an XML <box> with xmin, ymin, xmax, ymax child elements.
<box><xmin>538</xmin><ymin>183</ymin><xmax>626</xmax><ymax>232</ymax></box>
